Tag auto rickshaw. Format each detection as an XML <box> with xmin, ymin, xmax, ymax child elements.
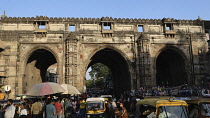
<box><xmin>86</xmin><ymin>97</ymin><xmax>107</xmax><ymax>118</ymax></box>
<box><xmin>135</xmin><ymin>97</ymin><xmax>189</xmax><ymax>118</ymax></box>
<box><xmin>186</xmin><ymin>98</ymin><xmax>210</xmax><ymax>118</ymax></box>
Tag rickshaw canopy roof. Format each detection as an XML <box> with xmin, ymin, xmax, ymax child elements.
<box><xmin>86</xmin><ymin>97</ymin><xmax>105</xmax><ymax>102</ymax></box>
<box><xmin>136</xmin><ymin>98</ymin><xmax>188</xmax><ymax>108</ymax></box>
<box><xmin>101</xmin><ymin>95</ymin><xmax>112</xmax><ymax>98</ymax></box>
<box><xmin>186</xmin><ymin>98</ymin><xmax>210</xmax><ymax>105</ymax></box>
<box><xmin>136</xmin><ymin>99</ymin><xmax>160</xmax><ymax>107</ymax></box>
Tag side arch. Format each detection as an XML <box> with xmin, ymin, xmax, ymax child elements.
<box><xmin>154</xmin><ymin>46</ymin><xmax>190</xmax><ymax>87</ymax></box>
<box><xmin>22</xmin><ymin>45</ymin><xmax>60</xmax><ymax>72</ymax></box>
<box><xmin>154</xmin><ymin>46</ymin><xmax>189</xmax><ymax>63</ymax></box>
<box><xmin>20</xmin><ymin>45</ymin><xmax>61</xmax><ymax>93</ymax></box>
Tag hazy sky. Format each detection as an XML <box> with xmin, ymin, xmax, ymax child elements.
<box><xmin>0</xmin><ymin>0</ymin><xmax>210</xmax><ymax>20</ymax></box>
<box><xmin>1</xmin><ymin>0</ymin><xmax>209</xmax><ymax>79</ymax></box>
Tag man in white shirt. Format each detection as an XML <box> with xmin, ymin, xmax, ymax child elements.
<box><xmin>4</xmin><ymin>99</ymin><xmax>15</xmax><ymax>118</ymax></box>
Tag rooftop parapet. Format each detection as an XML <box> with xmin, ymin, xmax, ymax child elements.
<box><xmin>0</xmin><ymin>16</ymin><xmax>204</xmax><ymax>25</ymax></box>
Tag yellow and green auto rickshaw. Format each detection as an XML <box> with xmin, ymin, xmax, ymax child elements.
<box><xmin>186</xmin><ymin>98</ymin><xmax>210</xmax><ymax>118</ymax></box>
<box><xmin>136</xmin><ymin>97</ymin><xmax>189</xmax><ymax>118</ymax></box>
<box><xmin>86</xmin><ymin>97</ymin><xmax>106</xmax><ymax>118</ymax></box>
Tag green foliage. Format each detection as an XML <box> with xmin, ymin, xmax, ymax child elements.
<box><xmin>89</xmin><ymin>63</ymin><xmax>111</xmax><ymax>80</ymax></box>
<box><xmin>95</xmin><ymin>78</ymin><xmax>105</xmax><ymax>88</ymax></box>
<box><xmin>86</xmin><ymin>63</ymin><xmax>111</xmax><ymax>89</ymax></box>
<box><xmin>85</xmin><ymin>79</ymin><xmax>94</xmax><ymax>88</ymax></box>
<box><xmin>85</xmin><ymin>78</ymin><xmax>105</xmax><ymax>88</ymax></box>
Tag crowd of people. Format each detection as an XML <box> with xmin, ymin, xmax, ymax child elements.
<box><xmin>0</xmin><ymin>93</ymin><xmax>139</xmax><ymax>118</ymax></box>
<box><xmin>0</xmin><ymin>84</ymin><xmax>209</xmax><ymax>118</ymax></box>
<box><xmin>0</xmin><ymin>97</ymin><xmax>78</xmax><ymax>118</ymax></box>
<box><xmin>0</xmin><ymin>99</ymin><xmax>28</xmax><ymax>118</ymax></box>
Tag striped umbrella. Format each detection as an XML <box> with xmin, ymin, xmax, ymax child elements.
<box><xmin>61</xmin><ymin>84</ymin><xmax>81</xmax><ymax>94</ymax></box>
<box><xmin>26</xmin><ymin>82</ymin><xmax>65</xmax><ymax>96</ymax></box>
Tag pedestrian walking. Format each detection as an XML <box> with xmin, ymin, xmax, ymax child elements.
<box><xmin>119</xmin><ymin>103</ymin><xmax>128</xmax><ymax>118</ymax></box>
<box><xmin>31</xmin><ymin>99</ymin><xmax>42</xmax><ymax>118</ymax></box>
<box><xmin>77</xmin><ymin>98</ymin><xmax>86</xmax><ymax>118</ymax></box>
<box><xmin>54</xmin><ymin>99</ymin><xmax>63</xmax><ymax>118</ymax></box>
<box><xmin>18</xmin><ymin>103</ymin><xmax>27</xmax><ymax>118</ymax></box>
<box><xmin>4</xmin><ymin>99</ymin><xmax>16</xmax><ymax>118</ymax></box>
<box><xmin>72</xmin><ymin>100</ymin><xmax>77</xmax><ymax>114</ymax></box>
<box><xmin>108</xmin><ymin>99</ymin><xmax>117</xmax><ymax>118</ymax></box>
<box><xmin>46</xmin><ymin>99</ymin><xmax>56</xmax><ymax>118</ymax></box>
<box><xmin>14</xmin><ymin>103</ymin><xmax>20</xmax><ymax>118</ymax></box>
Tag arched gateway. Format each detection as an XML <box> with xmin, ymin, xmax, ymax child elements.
<box><xmin>23</xmin><ymin>49</ymin><xmax>58</xmax><ymax>93</ymax></box>
<box><xmin>0</xmin><ymin>16</ymin><xmax>208</xmax><ymax>98</ymax></box>
<box><xmin>87</xmin><ymin>47</ymin><xmax>132</xmax><ymax>97</ymax></box>
<box><xmin>156</xmin><ymin>47</ymin><xmax>188</xmax><ymax>87</ymax></box>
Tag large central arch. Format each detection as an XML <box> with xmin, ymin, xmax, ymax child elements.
<box><xmin>156</xmin><ymin>47</ymin><xmax>188</xmax><ymax>87</ymax></box>
<box><xmin>23</xmin><ymin>49</ymin><xmax>57</xmax><ymax>93</ymax></box>
<box><xmin>87</xmin><ymin>47</ymin><xmax>131</xmax><ymax>98</ymax></box>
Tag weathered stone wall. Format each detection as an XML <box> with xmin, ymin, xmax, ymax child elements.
<box><xmin>0</xmin><ymin>16</ymin><xmax>209</xmax><ymax>98</ymax></box>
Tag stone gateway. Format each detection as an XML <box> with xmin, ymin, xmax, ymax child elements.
<box><xmin>0</xmin><ymin>15</ymin><xmax>210</xmax><ymax>98</ymax></box>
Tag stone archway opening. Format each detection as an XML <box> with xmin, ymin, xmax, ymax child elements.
<box><xmin>87</xmin><ymin>48</ymin><xmax>131</xmax><ymax>98</ymax></box>
<box><xmin>24</xmin><ymin>49</ymin><xmax>57</xmax><ymax>93</ymax></box>
<box><xmin>156</xmin><ymin>48</ymin><xmax>187</xmax><ymax>87</ymax></box>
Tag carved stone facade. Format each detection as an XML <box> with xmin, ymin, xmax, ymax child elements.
<box><xmin>0</xmin><ymin>16</ymin><xmax>210</xmax><ymax>98</ymax></box>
